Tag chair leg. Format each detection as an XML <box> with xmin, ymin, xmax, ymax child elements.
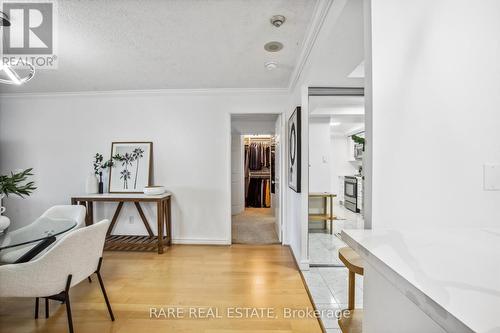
<box><xmin>96</xmin><ymin>257</ymin><xmax>115</xmax><ymax>321</ymax></box>
<box><xmin>97</xmin><ymin>271</ymin><xmax>115</xmax><ymax>321</ymax></box>
<box><xmin>64</xmin><ymin>275</ymin><xmax>74</xmax><ymax>333</ymax></box>
<box><xmin>35</xmin><ymin>297</ymin><xmax>39</xmax><ymax>319</ymax></box>
<box><xmin>45</xmin><ymin>298</ymin><xmax>49</xmax><ymax>318</ymax></box>
<box><xmin>65</xmin><ymin>294</ymin><xmax>74</xmax><ymax>333</ymax></box>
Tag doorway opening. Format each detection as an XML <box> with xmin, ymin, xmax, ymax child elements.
<box><xmin>230</xmin><ymin>114</ymin><xmax>282</xmax><ymax>245</ymax></box>
<box><xmin>307</xmin><ymin>87</ymin><xmax>366</xmax><ymax>266</ymax></box>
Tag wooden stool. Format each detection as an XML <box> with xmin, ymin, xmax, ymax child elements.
<box><xmin>338</xmin><ymin>247</ymin><xmax>364</xmax><ymax>333</ymax></box>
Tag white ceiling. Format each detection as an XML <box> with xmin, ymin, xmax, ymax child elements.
<box><xmin>0</xmin><ymin>0</ymin><xmax>317</xmax><ymax>93</ymax></box>
<box><xmin>301</xmin><ymin>0</ymin><xmax>364</xmax><ymax>87</ymax></box>
<box><xmin>231</xmin><ymin>114</ymin><xmax>279</xmax><ymax>135</ymax></box>
<box><xmin>309</xmin><ymin>95</ymin><xmax>364</xmax><ymax>113</ymax></box>
<box><xmin>309</xmin><ymin>95</ymin><xmax>364</xmax><ymax>135</ymax></box>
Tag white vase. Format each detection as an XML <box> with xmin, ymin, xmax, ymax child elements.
<box><xmin>0</xmin><ymin>193</ymin><xmax>5</xmax><ymax>215</ymax></box>
<box><xmin>0</xmin><ymin>194</ymin><xmax>9</xmax><ymax>233</ymax></box>
<box><xmin>0</xmin><ymin>215</ymin><xmax>10</xmax><ymax>233</ymax></box>
<box><xmin>85</xmin><ymin>173</ymin><xmax>99</xmax><ymax>194</ymax></box>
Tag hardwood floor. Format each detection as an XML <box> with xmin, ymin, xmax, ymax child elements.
<box><xmin>0</xmin><ymin>245</ymin><xmax>322</xmax><ymax>333</ymax></box>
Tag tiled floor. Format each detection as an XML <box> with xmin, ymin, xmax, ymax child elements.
<box><xmin>309</xmin><ymin>202</ymin><xmax>365</xmax><ymax>265</ymax></box>
<box><xmin>302</xmin><ymin>267</ymin><xmax>364</xmax><ymax>332</ymax></box>
<box><xmin>306</xmin><ymin>202</ymin><xmax>365</xmax><ymax>331</ymax></box>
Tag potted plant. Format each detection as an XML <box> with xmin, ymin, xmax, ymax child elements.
<box><xmin>92</xmin><ymin>153</ymin><xmax>114</xmax><ymax>194</ymax></box>
<box><xmin>352</xmin><ymin>134</ymin><xmax>365</xmax><ymax>151</ymax></box>
<box><xmin>0</xmin><ymin>168</ymin><xmax>37</xmax><ymax>232</ymax></box>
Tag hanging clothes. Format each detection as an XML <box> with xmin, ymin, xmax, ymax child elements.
<box><xmin>265</xmin><ymin>179</ymin><xmax>271</xmax><ymax>207</ymax></box>
<box><xmin>246</xmin><ymin>178</ymin><xmax>271</xmax><ymax>208</ymax></box>
<box><xmin>249</xmin><ymin>143</ymin><xmax>262</xmax><ymax>170</ymax></box>
<box><xmin>245</xmin><ymin>139</ymin><xmax>273</xmax><ymax>208</ymax></box>
<box><xmin>244</xmin><ymin>147</ymin><xmax>250</xmax><ymax>199</ymax></box>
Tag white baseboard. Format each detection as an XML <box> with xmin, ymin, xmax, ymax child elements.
<box><xmin>299</xmin><ymin>259</ymin><xmax>310</xmax><ymax>271</ymax></box>
<box><xmin>172</xmin><ymin>238</ymin><xmax>231</xmax><ymax>245</ymax></box>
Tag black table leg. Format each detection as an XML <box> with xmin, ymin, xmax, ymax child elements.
<box><xmin>14</xmin><ymin>236</ymin><xmax>56</xmax><ymax>264</ymax></box>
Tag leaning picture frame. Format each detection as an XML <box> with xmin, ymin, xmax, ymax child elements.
<box><xmin>288</xmin><ymin>107</ymin><xmax>301</xmax><ymax>193</ymax></box>
<box><xmin>108</xmin><ymin>142</ymin><xmax>153</xmax><ymax>193</ymax></box>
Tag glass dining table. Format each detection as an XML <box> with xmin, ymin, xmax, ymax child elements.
<box><xmin>0</xmin><ymin>217</ymin><xmax>77</xmax><ymax>264</ymax></box>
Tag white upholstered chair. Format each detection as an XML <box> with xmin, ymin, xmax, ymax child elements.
<box><xmin>0</xmin><ymin>219</ymin><xmax>114</xmax><ymax>333</ymax></box>
<box><xmin>0</xmin><ymin>205</ymin><xmax>86</xmax><ymax>264</ymax></box>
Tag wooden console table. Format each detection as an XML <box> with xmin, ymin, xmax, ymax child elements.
<box><xmin>71</xmin><ymin>193</ymin><xmax>172</xmax><ymax>254</ymax></box>
<box><xmin>309</xmin><ymin>192</ymin><xmax>337</xmax><ymax>234</ymax></box>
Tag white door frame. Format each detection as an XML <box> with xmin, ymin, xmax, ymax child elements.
<box><xmin>227</xmin><ymin>112</ymin><xmax>285</xmax><ymax>245</ymax></box>
<box><xmin>302</xmin><ymin>86</ymin><xmax>371</xmax><ymax>267</ymax></box>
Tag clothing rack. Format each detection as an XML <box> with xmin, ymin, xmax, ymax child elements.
<box><xmin>249</xmin><ymin>174</ymin><xmax>270</xmax><ymax>178</ymax></box>
<box><xmin>244</xmin><ymin>136</ymin><xmax>275</xmax><ymax>208</ymax></box>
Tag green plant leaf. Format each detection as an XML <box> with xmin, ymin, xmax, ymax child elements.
<box><xmin>0</xmin><ymin>168</ymin><xmax>37</xmax><ymax>198</ymax></box>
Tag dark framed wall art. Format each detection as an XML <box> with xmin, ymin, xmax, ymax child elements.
<box><xmin>288</xmin><ymin>107</ymin><xmax>301</xmax><ymax>193</ymax></box>
<box><xmin>109</xmin><ymin>142</ymin><xmax>153</xmax><ymax>193</ymax></box>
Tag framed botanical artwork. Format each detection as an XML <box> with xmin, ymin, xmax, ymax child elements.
<box><xmin>109</xmin><ymin>142</ymin><xmax>153</xmax><ymax>193</ymax></box>
<box><xmin>288</xmin><ymin>107</ymin><xmax>301</xmax><ymax>193</ymax></box>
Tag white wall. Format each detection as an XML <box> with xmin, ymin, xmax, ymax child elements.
<box><xmin>285</xmin><ymin>0</ymin><xmax>365</xmax><ymax>269</ymax></box>
<box><xmin>309</xmin><ymin>121</ymin><xmax>334</xmax><ymax>193</ymax></box>
<box><xmin>273</xmin><ymin>116</ymin><xmax>283</xmax><ymax>241</ymax></box>
<box><xmin>332</xmin><ymin>135</ymin><xmax>358</xmax><ymax>192</ymax></box>
<box><xmin>368</xmin><ymin>0</ymin><xmax>500</xmax><ymax>228</ymax></box>
<box><xmin>0</xmin><ymin>91</ymin><xmax>287</xmax><ymax>244</ymax></box>
<box><xmin>231</xmin><ymin>134</ymin><xmax>244</xmax><ymax>215</ymax></box>
<box><xmin>309</xmin><ymin>120</ymin><xmax>359</xmax><ymax>194</ymax></box>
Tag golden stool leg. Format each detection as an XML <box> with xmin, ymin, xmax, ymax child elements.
<box><xmin>348</xmin><ymin>270</ymin><xmax>356</xmax><ymax>310</ymax></box>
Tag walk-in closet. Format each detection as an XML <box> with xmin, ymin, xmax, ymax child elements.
<box><xmin>245</xmin><ymin>136</ymin><xmax>274</xmax><ymax>209</ymax></box>
<box><xmin>230</xmin><ymin>114</ymin><xmax>282</xmax><ymax>245</ymax></box>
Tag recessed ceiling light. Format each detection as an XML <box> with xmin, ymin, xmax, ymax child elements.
<box><xmin>265</xmin><ymin>61</ymin><xmax>278</xmax><ymax>70</ymax></box>
<box><xmin>264</xmin><ymin>41</ymin><xmax>283</xmax><ymax>52</ymax></box>
<box><xmin>270</xmin><ymin>15</ymin><xmax>286</xmax><ymax>27</ymax></box>
<box><xmin>330</xmin><ymin>121</ymin><xmax>341</xmax><ymax>127</ymax></box>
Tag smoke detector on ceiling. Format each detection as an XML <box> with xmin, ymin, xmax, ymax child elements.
<box><xmin>265</xmin><ymin>61</ymin><xmax>278</xmax><ymax>71</ymax></box>
<box><xmin>270</xmin><ymin>15</ymin><xmax>286</xmax><ymax>27</ymax></box>
<box><xmin>264</xmin><ymin>41</ymin><xmax>283</xmax><ymax>52</ymax></box>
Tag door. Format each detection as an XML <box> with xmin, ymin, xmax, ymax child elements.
<box><xmin>273</xmin><ymin>115</ymin><xmax>282</xmax><ymax>241</ymax></box>
<box><xmin>231</xmin><ymin>134</ymin><xmax>244</xmax><ymax>215</ymax></box>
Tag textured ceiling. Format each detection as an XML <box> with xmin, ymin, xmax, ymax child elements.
<box><xmin>0</xmin><ymin>0</ymin><xmax>317</xmax><ymax>93</ymax></box>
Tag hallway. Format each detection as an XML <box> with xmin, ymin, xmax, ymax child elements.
<box><xmin>232</xmin><ymin>208</ymin><xmax>279</xmax><ymax>244</ymax></box>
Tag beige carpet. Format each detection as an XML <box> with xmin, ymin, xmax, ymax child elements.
<box><xmin>232</xmin><ymin>208</ymin><xmax>280</xmax><ymax>244</ymax></box>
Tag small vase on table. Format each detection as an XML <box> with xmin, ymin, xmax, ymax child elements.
<box><xmin>98</xmin><ymin>172</ymin><xmax>104</xmax><ymax>194</ymax></box>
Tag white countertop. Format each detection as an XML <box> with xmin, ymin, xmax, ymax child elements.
<box><xmin>342</xmin><ymin>228</ymin><xmax>500</xmax><ymax>333</ymax></box>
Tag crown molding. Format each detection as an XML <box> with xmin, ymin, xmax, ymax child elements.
<box><xmin>287</xmin><ymin>0</ymin><xmax>334</xmax><ymax>92</ymax></box>
<box><xmin>0</xmin><ymin>87</ymin><xmax>290</xmax><ymax>99</ymax></box>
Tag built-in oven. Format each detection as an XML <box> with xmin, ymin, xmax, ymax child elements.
<box><xmin>344</xmin><ymin>176</ymin><xmax>358</xmax><ymax>213</ymax></box>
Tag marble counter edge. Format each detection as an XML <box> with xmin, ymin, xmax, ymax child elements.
<box><xmin>341</xmin><ymin>230</ymin><xmax>474</xmax><ymax>333</ymax></box>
